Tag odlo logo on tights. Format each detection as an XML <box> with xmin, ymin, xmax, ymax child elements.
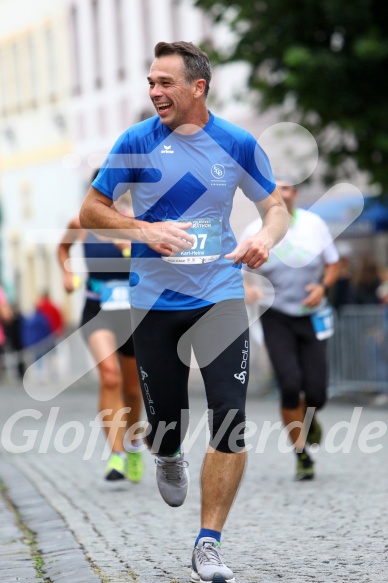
<box><xmin>234</xmin><ymin>340</ymin><xmax>248</xmax><ymax>384</ymax></box>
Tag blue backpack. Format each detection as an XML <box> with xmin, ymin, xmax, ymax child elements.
<box><xmin>20</xmin><ymin>311</ymin><xmax>52</xmax><ymax>348</ymax></box>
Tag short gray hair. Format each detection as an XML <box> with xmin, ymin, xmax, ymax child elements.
<box><xmin>154</xmin><ymin>41</ymin><xmax>212</xmax><ymax>97</ymax></box>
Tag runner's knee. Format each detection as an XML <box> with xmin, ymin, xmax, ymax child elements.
<box><xmin>145</xmin><ymin>416</ymin><xmax>189</xmax><ymax>457</ymax></box>
<box><xmin>281</xmin><ymin>390</ymin><xmax>301</xmax><ymax>409</ymax></box>
<box><xmin>209</xmin><ymin>404</ymin><xmax>246</xmax><ymax>453</ymax></box>
<box><xmin>306</xmin><ymin>392</ymin><xmax>327</xmax><ymax>411</ymax></box>
<box><xmin>99</xmin><ymin>363</ymin><xmax>121</xmax><ymax>391</ymax></box>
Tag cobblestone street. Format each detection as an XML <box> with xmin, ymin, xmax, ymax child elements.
<box><xmin>1</xmin><ymin>379</ymin><xmax>387</xmax><ymax>582</ymax></box>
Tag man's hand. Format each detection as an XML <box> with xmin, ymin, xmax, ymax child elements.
<box><xmin>63</xmin><ymin>271</ymin><xmax>75</xmax><ymax>293</ymax></box>
<box><xmin>225</xmin><ymin>235</ymin><xmax>270</xmax><ymax>269</ymax></box>
<box><xmin>145</xmin><ymin>221</ymin><xmax>195</xmax><ymax>256</ymax></box>
<box><xmin>301</xmin><ymin>283</ymin><xmax>326</xmax><ymax>308</ymax></box>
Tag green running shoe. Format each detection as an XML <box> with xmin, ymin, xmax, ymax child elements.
<box><xmin>126</xmin><ymin>451</ymin><xmax>144</xmax><ymax>483</ymax></box>
<box><xmin>105</xmin><ymin>452</ymin><xmax>126</xmax><ymax>481</ymax></box>
<box><xmin>306</xmin><ymin>414</ymin><xmax>322</xmax><ymax>446</ymax></box>
<box><xmin>295</xmin><ymin>452</ymin><xmax>314</xmax><ymax>481</ymax></box>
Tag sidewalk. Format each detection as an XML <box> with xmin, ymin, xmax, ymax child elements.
<box><xmin>1</xmin><ymin>378</ymin><xmax>387</xmax><ymax>582</ymax></box>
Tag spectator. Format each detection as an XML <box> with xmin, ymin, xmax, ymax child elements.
<box><xmin>376</xmin><ymin>267</ymin><xmax>388</xmax><ymax>304</ymax></box>
<box><xmin>0</xmin><ymin>284</ymin><xmax>13</xmax><ymax>374</ymax></box>
<box><xmin>36</xmin><ymin>292</ymin><xmax>64</xmax><ymax>338</ymax></box>
<box><xmin>352</xmin><ymin>257</ymin><xmax>381</xmax><ymax>304</ymax></box>
<box><xmin>3</xmin><ymin>302</ymin><xmax>25</xmax><ymax>379</ymax></box>
<box><xmin>330</xmin><ymin>256</ymin><xmax>354</xmax><ymax>310</ymax></box>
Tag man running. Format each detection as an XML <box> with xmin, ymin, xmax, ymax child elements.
<box><xmin>80</xmin><ymin>41</ymin><xmax>289</xmax><ymax>583</ymax></box>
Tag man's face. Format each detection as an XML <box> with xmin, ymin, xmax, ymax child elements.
<box><xmin>276</xmin><ymin>180</ymin><xmax>297</xmax><ymax>210</ymax></box>
<box><xmin>147</xmin><ymin>54</ymin><xmax>198</xmax><ymax>130</ymax></box>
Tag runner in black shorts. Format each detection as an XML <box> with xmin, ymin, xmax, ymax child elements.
<box><xmin>81</xmin><ymin>298</ymin><xmax>134</xmax><ymax>357</ymax></box>
<box><xmin>58</xmin><ymin>190</ymin><xmax>144</xmax><ymax>483</ymax></box>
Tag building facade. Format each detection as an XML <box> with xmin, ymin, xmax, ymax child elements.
<box><xmin>0</xmin><ymin>0</ymin><xmax>257</xmax><ymax>320</ymax></box>
<box><xmin>0</xmin><ymin>0</ymin><xmax>74</xmax><ymax>314</ymax></box>
<box><xmin>2</xmin><ymin>0</ymin><xmax>373</xmax><ymax>321</ymax></box>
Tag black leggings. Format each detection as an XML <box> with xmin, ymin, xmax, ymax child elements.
<box><xmin>131</xmin><ymin>300</ymin><xmax>249</xmax><ymax>455</ymax></box>
<box><xmin>260</xmin><ymin>308</ymin><xmax>328</xmax><ymax>410</ymax></box>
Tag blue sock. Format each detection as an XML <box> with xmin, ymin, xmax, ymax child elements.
<box><xmin>195</xmin><ymin>529</ymin><xmax>221</xmax><ymax>547</ymax></box>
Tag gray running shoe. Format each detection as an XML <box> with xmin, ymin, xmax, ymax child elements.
<box><xmin>191</xmin><ymin>537</ymin><xmax>236</xmax><ymax>583</ymax></box>
<box><xmin>155</xmin><ymin>452</ymin><xmax>189</xmax><ymax>507</ymax></box>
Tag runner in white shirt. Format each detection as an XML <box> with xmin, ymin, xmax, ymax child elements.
<box><xmin>241</xmin><ymin>176</ymin><xmax>339</xmax><ymax>480</ymax></box>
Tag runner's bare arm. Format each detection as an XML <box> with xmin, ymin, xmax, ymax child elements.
<box><xmin>57</xmin><ymin>217</ymin><xmax>86</xmax><ymax>293</ymax></box>
<box><xmin>225</xmin><ymin>188</ymin><xmax>289</xmax><ymax>269</ymax></box>
<box><xmin>79</xmin><ymin>187</ymin><xmax>195</xmax><ymax>255</ymax></box>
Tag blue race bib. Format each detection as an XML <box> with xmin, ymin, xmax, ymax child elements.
<box><xmin>311</xmin><ymin>306</ymin><xmax>334</xmax><ymax>340</ymax></box>
<box><xmin>100</xmin><ymin>280</ymin><xmax>131</xmax><ymax>311</ymax></box>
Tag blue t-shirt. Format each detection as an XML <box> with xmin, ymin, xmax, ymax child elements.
<box><xmin>92</xmin><ymin>112</ymin><xmax>275</xmax><ymax>310</ymax></box>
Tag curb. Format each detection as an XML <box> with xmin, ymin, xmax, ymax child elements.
<box><xmin>0</xmin><ymin>459</ymin><xmax>103</xmax><ymax>583</ymax></box>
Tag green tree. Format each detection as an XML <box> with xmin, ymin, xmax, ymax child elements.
<box><xmin>195</xmin><ymin>0</ymin><xmax>388</xmax><ymax>194</ymax></box>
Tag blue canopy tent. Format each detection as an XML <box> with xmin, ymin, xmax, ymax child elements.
<box><xmin>306</xmin><ymin>196</ymin><xmax>388</xmax><ymax>237</ymax></box>
<box><xmin>357</xmin><ymin>199</ymin><xmax>388</xmax><ymax>232</ymax></box>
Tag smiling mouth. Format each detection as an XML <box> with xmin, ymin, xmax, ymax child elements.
<box><xmin>155</xmin><ymin>102</ymin><xmax>172</xmax><ymax>112</ymax></box>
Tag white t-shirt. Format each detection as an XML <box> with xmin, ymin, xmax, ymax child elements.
<box><xmin>240</xmin><ymin>208</ymin><xmax>339</xmax><ymax>316</ymax></box>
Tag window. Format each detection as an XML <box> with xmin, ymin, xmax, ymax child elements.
<box><xmin>119</xmin><ymin>98</ymin><xmax>129</xmax><ymax>129</ymax></box>
<box><xmin>114</xmin><ymin>0</ymin><xmax>126</xmax><ymax>80</ymax></box>
<box><xmin>27</xmin><ymin>35</ymin><xmax>39</xmax><ymax>107</ymax></box>
<box><xmin>91</xmin><ymin>0</ymin><xmax>102</xmax><ymax>88</ymax></box>
<box><xmin>12</xmin><ymin>42</ymin><xmax>22</xmax><ymax>111</ymax></box>
<box><xmin>25</xmin><ymin>248</ymin><xmax>38</xmax><ymax>309</ymax></box>
<box><xmin>140</xmin><ymin>0</ymin><xmax>152</xmax><ymax>70</ymax></box>
<box><xmin>97</xmin><ymin>106</ymin><xmax>106</xmax><ymax>135</ymax></box>
<box><xmin>45</xmin><ymin>27</ymin><xmax>58</xmax><ymax>101</ymax></box>
<box><xmin>20</xmin><ymin>179</ymin><xmax>33</xmax><ymax>220</ymax></box>
<box><xmin>0</xmin><ymin>47</ymin><xmax>7</xmax><ymax>115</ymax></box>
<box><xmin>76</xmin><ymin>112</ymin><xmax>86</xmax><ymax>140</ymax></box>
<box><xmin>69</xmin><ymin>5</ymin><xmax>81</xmax><ymax>94</ymax></box>
<box><xmin>171</xmin><ymin>0</ymin><xmax>180</xmax><ymax>41</ymax></box>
